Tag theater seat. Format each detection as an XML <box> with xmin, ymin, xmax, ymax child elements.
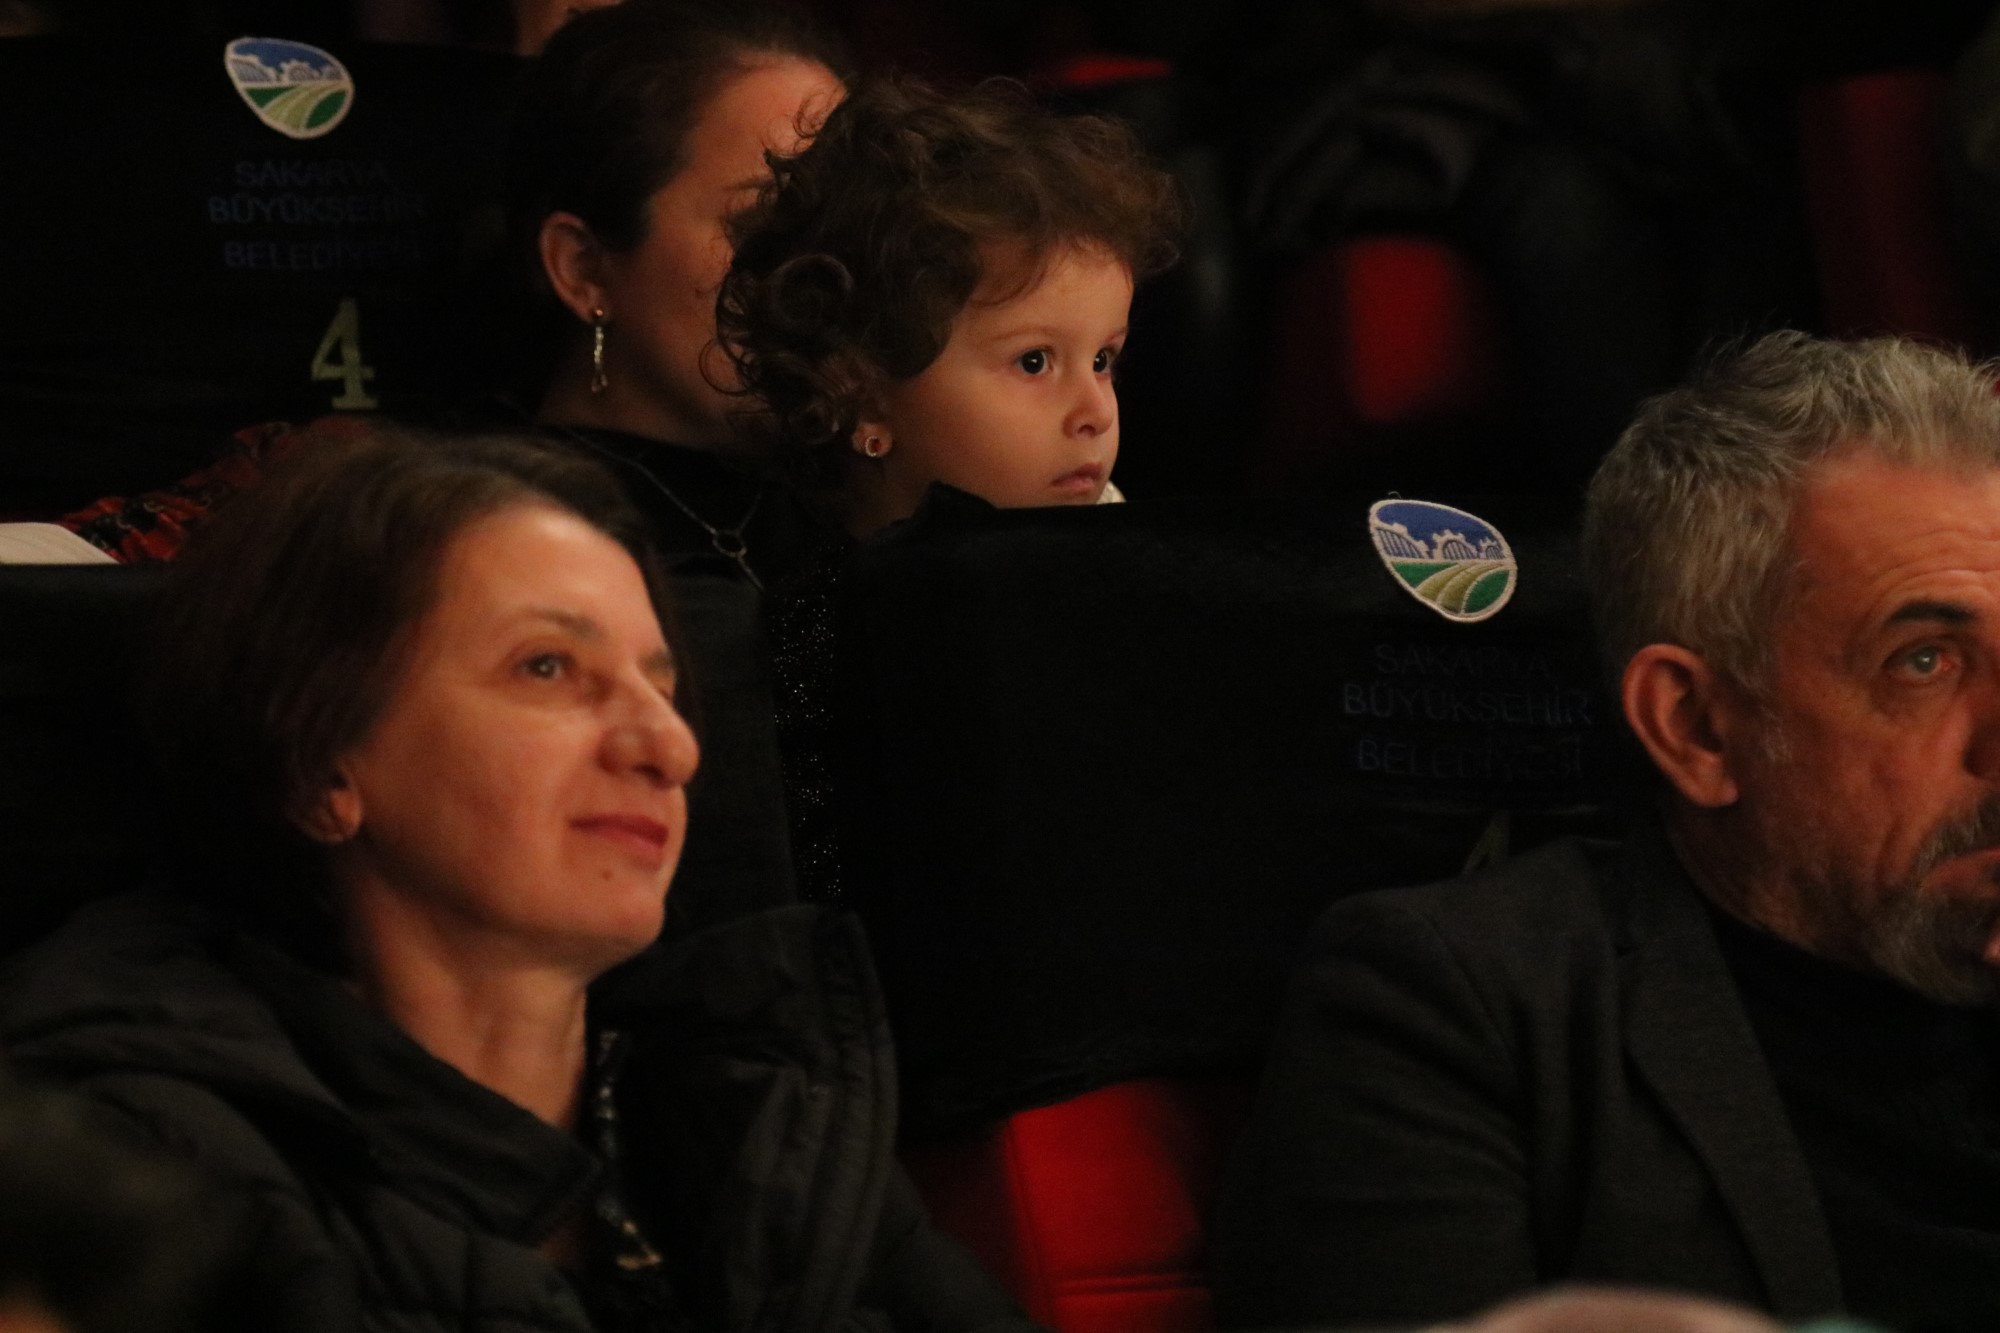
<box><xmin>1796</xmin><ymin>69</ymin><xmax>1982</xmax><ymax>345</ymax></box>
<box><xmin>1259</xmin><ymin>237</ymin><xmax>1506</xmax><ymax>490</ymax></box>
<box><xmin>0</xmin><ymin>36</ymin><xmax>519</xmax><ymax>512</ymax></box>
<box><xmin>835</xmin><ymin>491</ymin><xmax>1632</xmax><ymax>1136</ymax></box>
<box><xmin>0</xmin><ymin>566</ymin><xmax>165</xmax><ymax>959</ymax></box>
<box><xmin>902</xmin><ymin>1078</ymin><xmax>1253</xmax><ymax>1333</ymax></box>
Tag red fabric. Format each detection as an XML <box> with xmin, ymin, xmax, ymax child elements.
<box><xmin>1260</xmin><ymin>237</ymin><xmax>1503</xmax><ymax>483</ymax></box>
<box><xmin>58</xmin><ymin>417</ymin><xmax>352</xmax><ymax>563</ymax></box>
<box><xmin>1037</xmin><ymin>54</ymin><xmax>1174</xmax><ymax>93</ymax></box>
<box><xmin>902</xmin><ymin>1078</ymin><xmax>1253</xmax><ymax>1333</ymax></box>
<box><xmin>1796</xmin><ymin>70</ymin><xmax>1981</xmax><ymax>345</ymax></box>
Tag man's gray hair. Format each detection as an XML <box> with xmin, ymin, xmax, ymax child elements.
<box><xmin>1582</xmin><ymin>330</ymin><xmax>2000</xmax><ymax>695</ymax></box>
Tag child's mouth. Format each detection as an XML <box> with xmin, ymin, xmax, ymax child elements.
<box><xmin>1051</xmin><ymin>464</ymin><xmax>1104</xmax><ymax>495</ymax></box>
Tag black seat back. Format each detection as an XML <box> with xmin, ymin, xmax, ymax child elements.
<box><xmin>0</xmin><ymin>567</ymin><xmax>166</xmax><ymax>958</ymax></box>
<box><xmin>833</xmin><ymin>492</ymin><xmax>1639</xmax><ymax>1134</ymax></box>
<box><xmin>0</xmin><ymin>36</ymin><xmax>520</xmax><ymax>512</ymax></box>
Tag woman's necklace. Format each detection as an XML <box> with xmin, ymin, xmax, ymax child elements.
<box><xmin>544</xmin><ymin>424</ymin><xmax>766</xmax><ymax>591</ymax></box>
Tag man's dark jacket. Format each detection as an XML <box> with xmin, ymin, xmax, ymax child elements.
<box><xmin>0</xmin><ymin>893</ymin><xmax>1038</xmax><ymax>1333</ymax></box>
<box><xmin>1212</xmin><ymin>832</ymin><xmax>1846</xmax><ymax>1329</ymax></box>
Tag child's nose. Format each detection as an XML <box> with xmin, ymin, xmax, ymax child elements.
<box><xmin>1068</xmin><ymin>373</ymin><xmax>1117</xmax><ymax>438</ymax></box>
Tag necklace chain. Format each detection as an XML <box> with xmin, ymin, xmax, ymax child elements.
<box><xmin>545</xmin><ymin>425</ymin><xmax>765</xmax><ymax>591</ymax></box>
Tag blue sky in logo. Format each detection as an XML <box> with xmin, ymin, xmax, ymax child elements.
<box><xmin>226</xmin><ymin>38</ymin><xmax>343</xmax><ymax>83</ymax></box>
<box><xmin>1372</xmin><ymin>500</ymin><xmax>1506</xmax><ymax>555</ymax></box>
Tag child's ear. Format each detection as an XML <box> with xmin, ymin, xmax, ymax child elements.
<box><xmin>851</xmin><ymin>419</ymin><xmax>893</xmax><ymax>460</ymax></box>
<box><xmin>538</xmin><ymin>211</ymin><xmax>610</xmax><ymax>324</ymax></box>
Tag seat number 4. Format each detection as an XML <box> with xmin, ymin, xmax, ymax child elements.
<box><xmin>310</xmin><ymin>298</ymin><xmax>381</xmax><ymax>409</ymax></box>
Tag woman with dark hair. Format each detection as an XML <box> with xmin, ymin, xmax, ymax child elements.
<box><xmin>504</xmin><ymin>0</ymin><xmax>855</xmax><ymax>915</ymax></box>
<box><xmin>0</xmin><ymin>428</ymin><xmax>1041</xmax><ymax>1333</ymax></box>
<box><xmin>53</xmin><ymin>0</ymin><xmax>849</xmax><ymax>578</ymax></box>
<box><xmin>513</xmin><ymin>0</ymin><xmax>847</xmax><ymax>586</ymax></box>
<box><xmin>717</xmin><ymin>75</ymin><xmax>1182</xmax><ymax>537</ymax></box>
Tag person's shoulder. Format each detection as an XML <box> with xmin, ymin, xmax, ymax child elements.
<box><xmin>0</xmin><ymin>892</ymin><xmax>315</xmax><ymax>1124</ymax></box>
<box><xmin>1</xmin><ymin>891</ymin><xmax>231</xmax><ymax>1029</ymax></box>
<box><xmin>1315</xmin><ymin>835</ymin><xmax>1615</xmax><ymax>946</ymax></box>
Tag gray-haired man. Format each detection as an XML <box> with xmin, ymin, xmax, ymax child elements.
<box><xmin>1214</xmin><ymin>332</ymin><xmax>2000</xmax><ymax>1333</ymax></box>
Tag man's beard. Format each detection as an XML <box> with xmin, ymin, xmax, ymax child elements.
<box><xmin>1789</xmin><ymin>796</ymin><xmax>2000</xmax><ymax>1006</ymax></box>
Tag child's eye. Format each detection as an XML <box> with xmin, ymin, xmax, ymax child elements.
<box><xmin>1017</xmin><ymin>349</ymin><xmax>1049</xmax><ymax>375</ymax></box>
<box><xmin>1093</xmin><ymin>347</ymin><xmax>1119</xmax><ymax>374</ymax></box>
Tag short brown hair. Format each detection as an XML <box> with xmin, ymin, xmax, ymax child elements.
<box><xmin>142</xmin><ymin>425</ymin><xmax>671</xmax><ymax>946</ymax></box>
<box><xmin>717</xmin><ymin>75</ymin><xmax>1184</xmax><ymax>489</ymax></box>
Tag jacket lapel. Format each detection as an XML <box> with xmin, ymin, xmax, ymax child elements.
<box><xmin>1611</xmin><ymin>833</ymin><xmax>1844</xmax><ymax>1319</ymax></box>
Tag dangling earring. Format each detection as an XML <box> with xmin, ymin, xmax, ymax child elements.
<box><xmin>589</xmin><ymin>308</ymin><xmax>609</xmax><ymax>396</ymax></box>
<box><xmin>857</xmin><ymin>434</ymin><xmax>889</xmax><ymax>459</ymax></box>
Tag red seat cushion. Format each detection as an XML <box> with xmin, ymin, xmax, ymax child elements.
<box><xmin>1260</xmin><ymin>236</ymin><xmax>1504</xmax><ymax>483</ymax></box>
<box><xmin>1796</xmin><ymin>69</ymin><xmax>1980</xmax><ymax>345</ymax></box>
<box><xmin>903</xmin><ymin>1078</ymin><xmax>1253</xmax><ymax>1333</ymax></box>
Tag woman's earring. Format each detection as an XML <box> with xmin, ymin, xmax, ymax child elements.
<box><xmin>857</xmin><ymin>434</ymin><xmax>889</xmax><ymax>459</ymax></box>
<box><xmin>590</xmin><ymin>308</ymin><xmax>610</xmax><ymax>396</ymax></box>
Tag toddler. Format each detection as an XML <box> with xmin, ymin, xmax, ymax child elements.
<box><xmin>719</xmin><ymin>76</ymin><xmax>1182</xmax><ymax>536</ymax></box>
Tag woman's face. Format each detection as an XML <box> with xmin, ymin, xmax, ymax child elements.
<box><xmin>319</xmin><ymin>504</ymin><xmax>699</xmax><ymax>974</ymax></box>
<box><xmin>596</xmin><ymin>57</ymin><xmax>844</xmax><ymax>446</ymax></box>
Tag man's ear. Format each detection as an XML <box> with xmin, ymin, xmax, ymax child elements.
<box><xmin>538</xmin><ymin>211</ymin><xmax>609</xmax><ymax>324</ymax></box>
<box><xmin>1621</xmin><ymin>644</ymin><xmax>1745</xmax><ymax>809</ymax></box>
<box><xmin>293</xmin><ymin>769</ymin><xmax>363</xmax><ymax>846</ymax></box>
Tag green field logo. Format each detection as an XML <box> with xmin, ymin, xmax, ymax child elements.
<box><xmin>224</xmin><ymin>37</ymin><xmax>354</xmax><ymax>140</ymax></box>
<box><xmin>1368</xmin><ymin>498</ymin><xmax>1517</xmax><ymax>623</ymax></box>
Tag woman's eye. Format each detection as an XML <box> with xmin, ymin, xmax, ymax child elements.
<box><xmin>1093</xmin><ymin>347</ymin><xmax>1118</xmax><ymax>374</ymax></box>
<box><xmin>1017</xmin><ymin>349</ymin><xmax>1049</xmax><ymax>375</ymax></box>
<box><xmin>520</xmin><ymin>652</ymin><xmax>570</xmax><ymax>681</ymax></box>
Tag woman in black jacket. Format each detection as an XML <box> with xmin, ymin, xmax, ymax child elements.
<box><xmin>0</xmin><ymin>427</ymin><xmax>1039</xmax><ymax>1333</ymax></box>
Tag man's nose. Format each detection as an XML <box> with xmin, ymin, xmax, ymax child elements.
<box><xmin>1968</xmin><ymin>680</ymin><xmax>2000</xmax><ymax>783</ymax></box>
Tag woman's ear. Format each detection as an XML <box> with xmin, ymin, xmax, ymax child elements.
<box><xmin>1621</xmin><ymin>644</ymin><xmax>1745</xmax><ymax>810</ymax></box>
<box><xmin>293</xmin><ymin>769</ymin><xmax>363</xmax><ymax>847</ymax></box>
<box><xmin>538</xmin><ymin>211</ymin><xmax>610</xmax><ymax>324</ymax></box>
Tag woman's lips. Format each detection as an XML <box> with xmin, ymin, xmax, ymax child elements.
<box><xmin>573</xmin><ymin>814</ymin><xmax>671</xmax><ymax>863</ymax></box>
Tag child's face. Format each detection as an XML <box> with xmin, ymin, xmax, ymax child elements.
<box><xmin>866</xmin><ymin>245</ymin><xmax>1133</xmax><ymax>519</ymax></box>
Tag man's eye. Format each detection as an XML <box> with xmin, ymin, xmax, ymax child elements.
<box><xmin>1897</xmin><ymin>645</ymin><xmax>1947</xmax><ymax>678</ymax></box>
<box><xmin>1017</xmin><ymin>349</ymin><xmax>1049</xmax><ymax>375</ymax></box>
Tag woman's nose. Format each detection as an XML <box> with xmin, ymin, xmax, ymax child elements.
<box><xmin>603</xmin><ymin>682</ymin><xmax>701</xmax><ymax>788</ymax></box>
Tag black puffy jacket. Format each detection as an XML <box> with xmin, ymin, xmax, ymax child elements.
<box><xmin>0</xmin><ymin>894</ymin><xmax>1037</xmax><ymax>1333</ymax></box>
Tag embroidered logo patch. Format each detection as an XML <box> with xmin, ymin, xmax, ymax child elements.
<box><xmin>1368</xmin><ymin>498</ymin><xmax>1517</xmax><ymax>623</ymax></box>
<box><xmin>224</xmin><ymin>37</ymin><xmax>354</xmax><ymax>139</ymax></box>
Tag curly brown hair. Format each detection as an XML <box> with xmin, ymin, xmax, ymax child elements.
<box><xmin>716</xmin><ymin>76</ymin><xmax>1183</xmax><ymax>490</ymax></box>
